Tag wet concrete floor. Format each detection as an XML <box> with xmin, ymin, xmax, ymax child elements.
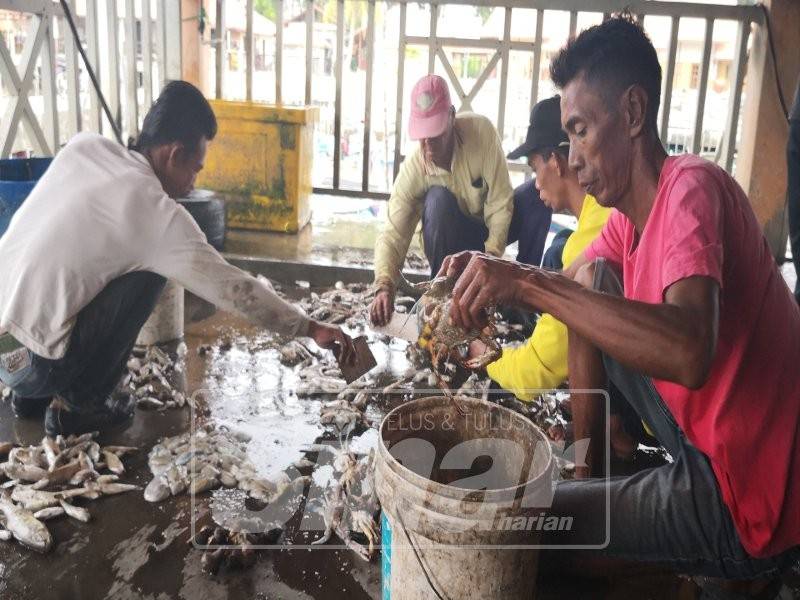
<box><xmin>0</xmin><ymin>281</ymin><xmax>774</xmax><ymax>600</ymax></box>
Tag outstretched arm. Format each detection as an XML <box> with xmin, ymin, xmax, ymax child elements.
<box><xmin>441</xmin><ymin>252</ymin><xmax>719</xmax><ymax>389</ymax></box>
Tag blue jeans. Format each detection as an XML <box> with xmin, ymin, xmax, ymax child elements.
<box><xmin>0</xmin><ymin>271</ymin><xmax>166</xmax><ymax>412</ymax></box>
<box><xmin>544</xmin><ymin>259</ymin><xmax>799</xmax><ymax>578</ymax></box>
<box><xmin>421</xmin><ymin>181</ymin><xmax>552</xmax><ymax>277</ymax></box>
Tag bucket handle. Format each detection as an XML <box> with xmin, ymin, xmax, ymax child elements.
<box><xmin>396</xmin><ymin>510</ymin><xmax>452</xmax><ymax>600</ymax></box>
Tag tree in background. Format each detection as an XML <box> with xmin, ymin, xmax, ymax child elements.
<box><xmin>255</xmin><ymin>0</ymin><xmax>276</xmax><ymax>21</ymax></box>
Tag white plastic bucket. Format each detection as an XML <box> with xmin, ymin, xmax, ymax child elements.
<box><xmin>135</xmin><ymin>280</ymin><xmax>184</xmax><ymax>346</ymax></box>
<box><xmin>376</xmin><ymin>395</ymin><xmax>554</xmax><ymax>600</ymax></box>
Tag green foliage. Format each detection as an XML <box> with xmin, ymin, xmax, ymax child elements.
<box><xmin>475</xmin><ymin>6</ymin><xmax>492</xmax><ymax>24</ymax></box>
<box><xmin>255</xmin><ymin>0</ymin><xmax>276</xmax><ymax>21</ymax></box>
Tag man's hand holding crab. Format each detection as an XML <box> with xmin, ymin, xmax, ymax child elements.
<box><xmin>439</xmin><ymin>250</ymin><xmax>541</xmax><ymax>332</ymax></box>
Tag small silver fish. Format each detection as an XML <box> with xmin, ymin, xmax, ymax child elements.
<box><xmin>189</xmin><ymin>477</ymin><xmax>219</xmax><ymax>495</ymax></box>
<box><xmin>11</xmin><ymin>485</ymin><xmax>89</xmax><ymax>511</ymax></box>
<box><xmin>4</xmin><ymin>464</ymin><xmax>48</xmax><ymax>483</ymax></box>
<box><xmin>144</xmin><ymin>476</ymin><xmax>170</xmax><ymax>503</ymax></box>
<box><xmin>90</xmin><ymin>482</ymin><xmax>139</xmax><ymax>495</ymax></box>
<box><xmin>137</xmin><ymin>397</ymin><xmax>165</xmax><ymax>410</ymax></box>
<box><xmin>101</xmin><ymin>446</ymin><xmax>137</xmax><ymax>456</ymax></box>
<box><xmin>0</xmin><ymin>495</ymin><xmax>52</xmax><ymax>552</ymax></box>
<box><xmin>102</xmin><ymin>451</ymin><xmax>125</xmax><ymax>475</ymax></box>
<box><xmin>59</xmin><ymin>500</ymin><xmax>90</xmax><ymax>523</ymax></box>
<box><xmin>33</xmin><ymin>507</ymin><xmax>65</xmax><ymax>521</ymax></box>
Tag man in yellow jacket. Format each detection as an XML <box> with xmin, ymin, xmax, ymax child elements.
<box><xmin>470</xmin><ymin>96</ymin><xmax>610</xmax><ymax>399</ymax></box>
<box><xmin>370</xmin><ymin>75</ymin><xmax>553</xmax><ymax>326</ymax></box>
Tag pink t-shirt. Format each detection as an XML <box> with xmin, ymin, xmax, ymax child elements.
<box><xmin>586</xmin><ymin>154</ymin><xmax>800</xmax><ymax>558</ymax></box>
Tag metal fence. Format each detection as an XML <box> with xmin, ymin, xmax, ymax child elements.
<box><xmin>0</xmin><ymin>0</ymin><xmax>762</xmax><ymax>200</ymax></box>
<box><xmin>212</xmin><ymin>0</ymin><xmax>760</xmax><ymax>199</ymax></box>
<box><xmin>0</xmin><ymin>0</ymin><xmax>181</xmax><ymax>157</ymax></box>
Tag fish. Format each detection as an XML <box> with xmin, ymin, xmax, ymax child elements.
<box><xmin>4</xmin><ymin>464</ymin><xmax>48</xmax><ymax>483</ymax></box>
<box><xmin>86</xmin><ymin>442</ymin><xmax>101</xmax><ymax>465</ymax></box>
<box><xmin>101</xmin><ymin>446</ymin><xmax>137</xmax><ymax>456</ymax></box>
<box><xmin>165</xmin><ymin>466</ymin><xmax>188</xmax><ymax>496</ymax></box>
<box><xmin>188</xmin><ymin>477</ymin><xmax>219</xmax><ymax>495</ymax></box>
<box><xmin>11</xmin><ymin>485</ymin><xmax>90</xmax><ymax>511</ymax></box>
<box><xmin>46</xmin><ymin>461</ymin><xmax>84</xmax><ymax>486</ymax></box>
<box><xmin>69</xmin><ymin>469</ymin><xmax>99</xmax><ymax>486</ymax></box>
<box><xmin>41</xmin><ymin>437</ymin><xmax>61</xmax><ymax>471</ymax></box>
<box><xmin>86</xmin><ymin>482</ymin><xmax>139</xmax><ymax>496</ymax></box>
<box><xmin>33</xmin><ymin>507</ymin><xmax>65</xmax><ymax>521</ymax></box>
<box><xmin>137</xmin><ymin>397</ymin><xmax>165</xmax><ymax>410</ymax></box>
<box><xmin>219</xmin><ymin>471</ymin><xmax>238</xmax><ymax>487</ymax></box>
<box><xmin>144</xmin><ymin>476</ymin><xmax>170</xmax><ymax>503</ymax></box>
<box><xmin>0</xmin><ymin>495</ymin><xmax>53</xmax><ymax>552</ymax></box>
<box><xmin>102</xmin><ymin>451</ymin><xmax>125</xmax><ymax>475</ymax></box>
<box><xmin>59</xmin><ymin>500</ymin><xmax>90</xmax><ymax>523</ymax></box>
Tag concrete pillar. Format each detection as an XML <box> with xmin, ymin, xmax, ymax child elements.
<box><xmin>735</xmin><ymin>0</ymin><xmax>800</xmax><ymax>258</ymax></box>
<box><xmin>181</xmin><ymin>0</ymin><xmax>213</xmax><ymax>96</ymax></box>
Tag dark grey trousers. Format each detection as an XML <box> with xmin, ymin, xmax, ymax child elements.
<box><xmin>0</xmin><ymin>271</ymin><xmax>166</xmax><ymax>412</ymax></box>
<box><xmin>544</xmin><ymin>259</ymin><xmax>799</xmax><ymax>579</ymax></box>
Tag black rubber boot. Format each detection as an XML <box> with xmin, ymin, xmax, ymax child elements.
<box><xmin>11</xmin><ymin>392</ymin><xmax>52</xmax><ymax>419</ymax></box>
<box><xmin>44</xmin><ymin>394</ymin><xmax>135</xmax><ymax>437</ymax></box>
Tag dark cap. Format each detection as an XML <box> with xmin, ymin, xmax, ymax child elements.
<box><xmin>507</xmin><ymin>95</ymin><xmax>570</xmax><ymax>160</ymax></box>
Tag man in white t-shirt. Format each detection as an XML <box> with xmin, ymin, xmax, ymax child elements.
<box><xmin>0</xmin><ymin>81</ymin><xmax>354</xmax><ymax>436</ymax></box>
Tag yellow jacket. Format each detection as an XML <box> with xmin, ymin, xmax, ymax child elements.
<box><xmin>486</xmin><ymin>195</ymin><xmax>610</xmax><ymax>400</ymax></box>
<box><xmin>374</xmin><ymin>113</ymin><xmax>514</xmax><ymax>289</ymax></box>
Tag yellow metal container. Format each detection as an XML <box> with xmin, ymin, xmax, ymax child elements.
<box><xmin>198</xmin><ymin>100</ymin><xmax>318</xmax><ymax>233</ymax></box>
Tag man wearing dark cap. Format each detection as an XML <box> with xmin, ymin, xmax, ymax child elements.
<box><xmin>370</xmin><ymin>74</ymin><xmax>552</xmax><ymax>326</ymax></box>
<box><xmin>472</xmin><ymin>95</ymin><xmax>610</xmax><ymax>404</ymax></box>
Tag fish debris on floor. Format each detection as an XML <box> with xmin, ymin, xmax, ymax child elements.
<box><xmin>191</xmin><ymin>524</ymin><xmax>281</xmax><ymax>575</ymax></box>
<box><xmin>123</xmin><ymin>344</ymin><xmax>189</xmax><ymax>410</ymax></box>
<box><xmin>0</xmin><ymin>432</ymin><xmax>139</xmax><ymax>553</ymax></box>
<box><xmin>297</xmin><ymin>282</ymin><xmax>375</xmax><ymax>329</ymax></box>
<box><xmin>304</xmin><ymin>443</ymin><xmax>380</xmax><ymax>562</ymax></box>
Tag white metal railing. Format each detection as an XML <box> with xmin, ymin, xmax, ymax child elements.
<box><xmin>0</xmin><ymin>0</ymin><xmax>761</xmax><ymax>198</ymax></box>
<box><xmin>210</xmin><ymin>0</ymin><xmax>760</xmax><ymax>199</ymax></box>
<box><xmin>0</xmin><ymin>0</ymin><xmax>181</xmax><ymax>157</ymax></box>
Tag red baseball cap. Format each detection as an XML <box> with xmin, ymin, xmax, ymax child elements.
<box><xmin>408</xmin><ymin>75</ymin><xmax>452</xmax><ymax>141</ymax></box>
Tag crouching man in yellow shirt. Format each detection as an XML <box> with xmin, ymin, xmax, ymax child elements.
<box><xmin>469</xmin><ymin>96</ymin><xmax>609</xmax><ymax>399</ymax></box>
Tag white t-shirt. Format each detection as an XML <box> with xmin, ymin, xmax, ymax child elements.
<box><xmin>0</xmin><ymin>132</ymin><xmax>309</xmax><ymax>359</ymax></box>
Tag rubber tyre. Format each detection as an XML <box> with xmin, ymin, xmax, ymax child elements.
<box><xmin>178</xmin><ymin>189</ymin><xmax>226</xmax><ymax>251</ymax></box>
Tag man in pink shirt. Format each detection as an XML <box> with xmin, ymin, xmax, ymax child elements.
<box><xmin>440</xmin><ymin>15</ymin><xmax>800</xmax><ymax>591</ymax></box>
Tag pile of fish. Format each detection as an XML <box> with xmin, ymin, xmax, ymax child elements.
<box><xmin>144</xmin><ymin>426</ymin><xmax>309</xmax><ymax>504</ymax></box>
<box><xmin>123</xmin><ymin>344</ymin><xmax>189</xmax><ymax>411</ymax></box>
<box><xmin>297</xmin><ymin>281</ymin><xmax>374</xmax><ymax>329</ymax></box>
<box><xmin>0</xmin><ymin>432</ymin><xmax>138</xmax><ymax>552</ymax></box>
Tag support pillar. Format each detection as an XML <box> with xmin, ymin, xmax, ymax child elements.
<box><xmin>735</xmin><ymin>0</ymin><xmax>800</xmax><ymax>259</ymax></box>
<box><xmin>180</xmin><ymin>0</ymin><xmax>213</xmax><ymax>96</ymax></box>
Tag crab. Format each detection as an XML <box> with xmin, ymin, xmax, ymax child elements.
<box><xmin>409</xmin><ymin>276</ymin><xmax>502</xmax><ymax>407</ymax></box>
<box><xmin>304</xmin><ymin>444</ymin><xmax>379</xmax><ymax>561</ymax></box>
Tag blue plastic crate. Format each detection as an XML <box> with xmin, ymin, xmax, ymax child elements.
<box><xmin>0</xmin><ymin>157</ymin><xmax>53</xmax><ymax>237</ymax></box>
